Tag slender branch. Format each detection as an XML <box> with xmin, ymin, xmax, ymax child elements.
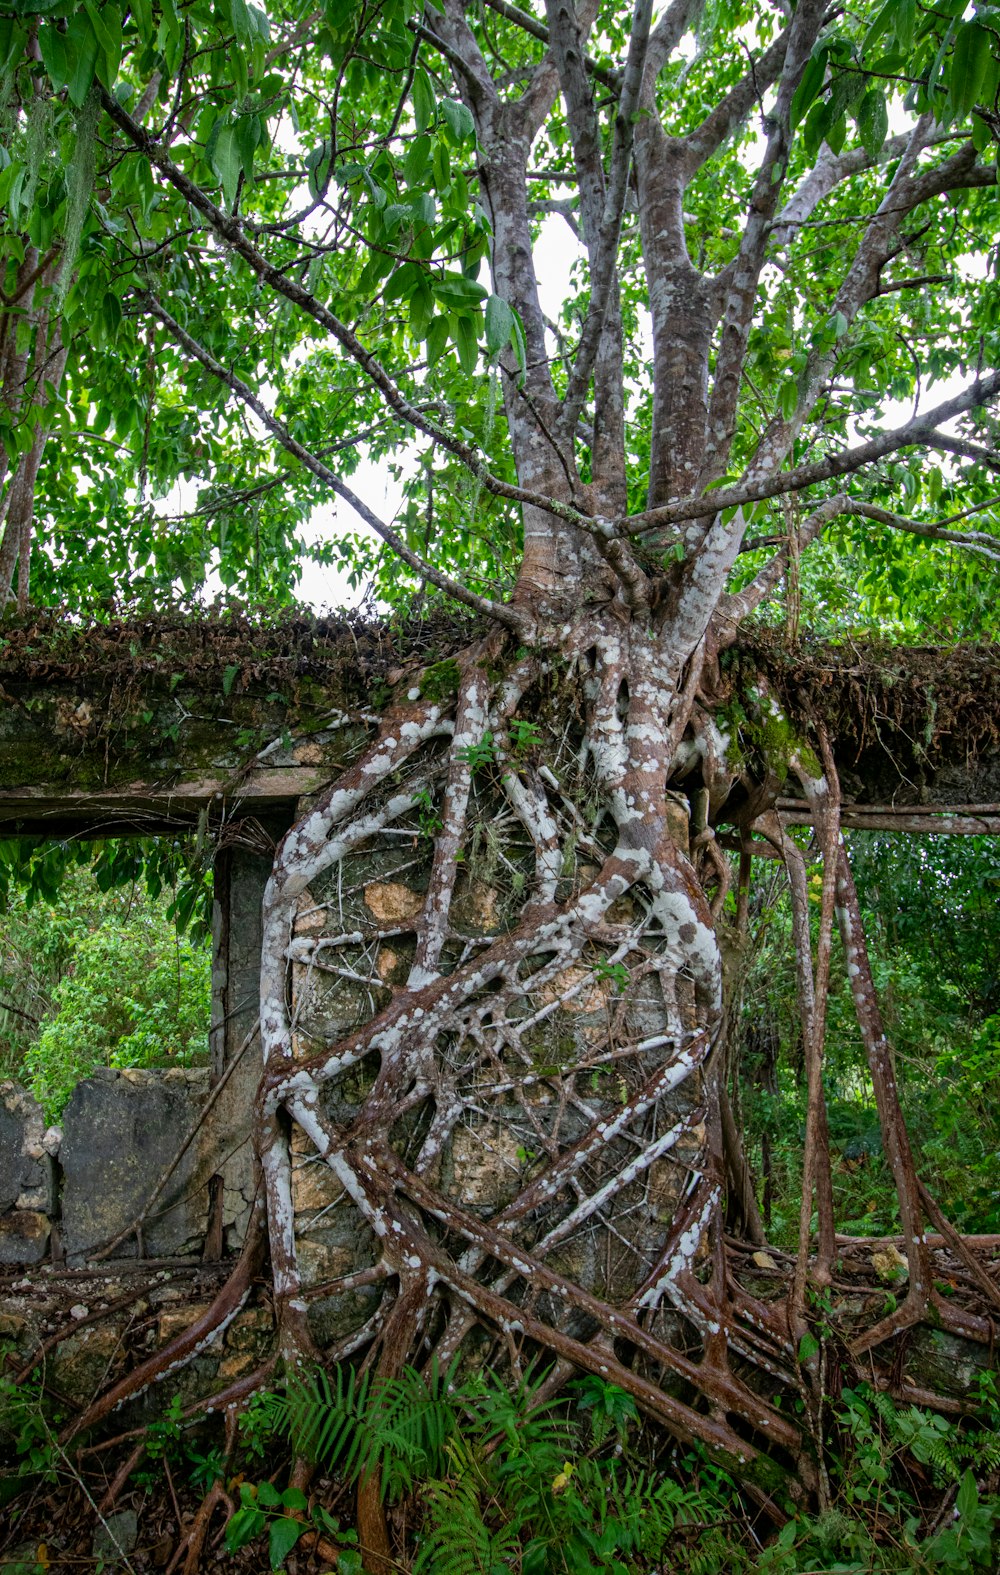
<box><xmin>933</xmin><ymin>432</ymin><xmax>1000</xmax><ymax>472</ymax></box>
<box><xmin>624</xmin><ymin>369</ymin><xmax>1000</xmax><ymax>534</ymax></box>
<box><xmin>771</xmin><ymin>133</ymin><xmax>917</xmax><ymax>246</ymax></box>
<box><xmin>849</xmin><ymin>500</ymin><xmax>1000</xmax><ymax>563</ymax></box>
<box><xmin>681</xmin><ymin>26</ymin><xmax>792</xmax><ymax>173</ymax></box>
<box><xmin>752</xmin><ymin>128</ymin><xmax>994</xmax><ymax>477</ymax></box>
<box><xmin>699</xmin><ymin>0</ymin><xmax>827</xmax><ymax>486</ymax></box>
<box><xmin>478</xmin><ymin>0</ymin><xmax>620</xmax><ymax>88</ymax></box>
<box><xmin>99</xmin><ymin>86</ymin><xmax>592</xmax><ymax>540</ymax></box>
<box><xmin>141</xmin><ymin>294</ymin><xmax>529</xmax><ymax>632</ymax></box>
<box><xmin>644</xmin><ymin>0</ymin><xmax>705</xmax><ymax>82</ymax></box>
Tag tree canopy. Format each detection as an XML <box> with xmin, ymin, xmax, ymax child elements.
<box><xmin>0</xmin><ymin>0</ymin><xmax>999</xmax><ymax>636</ymax></box>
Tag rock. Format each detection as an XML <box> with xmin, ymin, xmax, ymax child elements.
<box><xmin>291</xmin><ymin>1128</ymin><xmax>344</xmax><ymax>1214</ymax></box>
<box><xmin>449</xmin><ymin>1123</ymin><xmax>523</xmax><ymax>1208</ymax></box>
<box><xmin>363</xmin><ymin>881</ymin><xmax>423</xmax><ymax>923</ymax></box>
<box><xmin>0</xmin><ymin>1209</ymin><xmax>50</xmax><ymax>1265</ymax></box>
<box><xmin>0</xmin><ymin>1082</ymin><xmax>54</xmax><ymax>1217</ymax></box>
<box><xmin>217</xmin><ymin>1350</ymin><xmax>259</xmax><ymax>1381</ymax></box>
<box><xmin>51</xmin><ymin>1324</ymin><xmax>124</xmax><ymax>1405</ymax></box>
<box><xmin>294</xmin><ymin>1236</ymin><xmax>355</xmax><ymax>1287</ymax></box>
<box><xmin>752</xmin><ymin>1251</ymin><xmax>780</xmax><ymax>1271</ymax></box>
<box><xmin>93</xmin><ymin>1509</ymin><xmax>138</xmax><ymax>1566</ymax></box>
<box><xmin>157</xmin><ymin>1303</ymin><xmax>211</xmax><ymax>1345</ymax></box>
<box><xmin>871</xmin><ymin>1244</ymin><xmax>909</xmax><ymax>1281</ymax></box>
<box><xmin>60</xmin><ymin>1067</ymin><xmax>211</xmax><ymax>1263</ymax></box>
<box><xmin>225</xmin><ymin>1306</ymin><xmax>274</xmax><ymax>1353</ymax></box>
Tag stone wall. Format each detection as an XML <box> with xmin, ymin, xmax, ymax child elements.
<box><xmin>0</xmin><ymin>1072</ymin><xmax>238</xmax><ymax>1267</ymax></box>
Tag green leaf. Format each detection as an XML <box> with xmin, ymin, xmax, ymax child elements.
<box><xmin>956</xmin><ymin>1469</ymin><xmax>978</xmax><ymax>1520</ymax></box>
<box><xmin>225</xmin><ymin>1505</ymin><xmax>266</xmax><ymax>1552</ymax></box>
<box><xmin>84</xmin><ymin>0</ymin><xmax>122</xmax><ymax>85</ymax></box>
<box><xmin>0</xmin><ymin>18</ymin><xmax>27</xmax><ymax>76</ymax></box>
<box><xmin>431</xmin><ymin>271</ymin><xmax>488</xmax><ymax>309</ymax></box>
<box><xmin>211</xmin><ymin>125</ymin><xmax>243</xmax><ymax>210</ymax></box>
<box><xmin>440</xmin><ymin>97</ymin><xmax>475</xmax><ymax>143</ymax></box>
<box><xmin>863</xmin><ymin>0</ymin><xmax>900</xmax><ymax>56</ymax></box>
<box><xmin>484</xmin><ymin>294</ymin><xmax>514</xmax><ymax>358</ymax></box>
<box><xmin>452</xmin><ymin>313</ymin><xmax>479</xmax><ymax>374</ymax></box>
<box><xmin>798</xmin><ymin>1332</ymin><xmax>820</xmax><ymax>1362</ymax></box>
<box><xmin>790</xmin><ymin>47</ymin><xmax>827</xmax><ymax>130</ymax></box>
<box><xmin>409</xmin><ymin>278</ymin><xmax>434</xmax><ymax>340</ymax></box>
<box><xmin>268</xmin><ymin>1516</ymin><xmax>303</xmax><ymax>1570</ymax></box>
<box><xmin>857</xmin><ymin>87</ymin><xmax>888</xmax><ymax>159</ymax></box>
<box><xmin>779</xmin><ymin>379</ymin><xmax>799</xmax><ymax>421</ymax></box>
<box><xmin>62</xmin><ymin>12</ymin><xmax>99</xmax><ymax>104</ymax></box>
<box><xmin>825</xmin><ymin>111</ymin><xmax>847</xmax><ymax>154</ymax></box>
<box><xmin>412</xmin><ymin>66</ymin><xmax>435</xmax><ymax>134</ymax></box>
<box><xmin>222</xmin><ymin>663</ymin><xmax>240</xmax><ymax>697</ymax></box>
<box><xmin>896</xmin><ymin>0</ymin><xmax>916</xmax><ymax>51</ymax></box>
<box><xmin>426</xmin><ymin>315</ymin><xmax>450</xmax><ymax>364</ymax></box>
<box><xmin>948</xmin><ymin>23</ymin><xmax>991</xmax><ymax>123</ymax></box>
<box><xmin>38</xmin><ymin>23</ymin><xmax>70</xmax><ymax>91</ymax></box>
<box><xmin>509</xmin><ymin>307</ymin><xmax>527</xmax><ymax>376</ymax></box>
<box><xmin>431</xmin><ymin>139</ymin><xmax>451</xmax><ymax>194</ymax></box>
<box><xmin>382</xmin><ymin>261</ymin><xmax>423</xmax><ymax>305</ymax></box>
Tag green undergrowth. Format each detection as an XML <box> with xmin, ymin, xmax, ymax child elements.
<box><xmin>4</xmin><ymin>1348</ymin><xmax>1000</xmax><ymax>1572</ymax></box>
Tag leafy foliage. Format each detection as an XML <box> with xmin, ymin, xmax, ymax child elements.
<box><xmin>0</xmin><ymin>854</ymin><xmax>210</xmax><ymax>1116</ymax></box>
<box><xmin>218</xmin><ymin>1362</ymin><xmax>1000</xmax><ymax>1573</ymax></box>
<box><xmin>0</xmin><ymin>0</ymin><xmax>997</xmax><ymax>625</ymax></box>
<box><xmin>736</xmin><ymin>832</ymin><xmax>1000</xmax><ymax>1238</ymax></box>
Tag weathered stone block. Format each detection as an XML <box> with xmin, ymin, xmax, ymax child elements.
<box><xmin>60</xmin><ymin>1067</ymin><xmax>211</xmax><ymax>1263</ymax></box>
<box><xmin>0</xmin><ymin>1081</ymin><xmax>55</xmax><ymax>1216</ymax></box>
<box><xmin>50</xmin><ymin>1323</ymin><xmax>125</xmax><ymax>1404</ymax></box>
<box><xmin>0</xmin><ymin>1208</ymin><xmax>50</xmax><ymax>1264</ymax></box>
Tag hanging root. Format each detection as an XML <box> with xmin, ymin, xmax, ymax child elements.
<box><xmin>751</xmin><ymin>740</ymin><xmax>999</xmax><ymax>1364</ymax></box>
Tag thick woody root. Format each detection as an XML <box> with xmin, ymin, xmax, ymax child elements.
<box><xmin>755</xmin><ymin>742</ymin><xmax>999</xmax><ymax>1357</ymax></box>
<box><xmin>244</xmin><ymin>628</ymin><xmax>804</xmax><ymax>1490</ymax></box>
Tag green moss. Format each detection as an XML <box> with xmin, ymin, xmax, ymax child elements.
<box><xmin>417</xmin><ymin>658</ymin><xmax>460</xmax><ymax>704</ymax></box>
<box><xmin>732</xmin><ymin>699</ymin><xmax>821</xmax><ymax>784</ymax></box>
<box><xmin>0</xmin><ymin>743</ymin><xmax>72</xmax><ymax>788</ymax></box>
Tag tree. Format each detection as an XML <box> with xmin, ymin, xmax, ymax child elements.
<box><xmin>3</xmin><ymin>0</ymin><xmax>1000</xmax><ymax>1527</ymax></box>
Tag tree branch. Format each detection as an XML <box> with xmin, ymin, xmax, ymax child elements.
<box><xmin>848</xmin><ymin>500</ymin><xmax>1000</xmax><ymax>563</ymax></box>
<box><xmin>716</xmin><ymin>487</ymin><xmax>1000</xmax><ymax>635</ymax></box>
<box><xmin>559</xmin><ymin>0</ymin><xmax>654</xmax><ymax>436</ymax></box>
<box><xmin>99</xmin><ymin>85</ymin><xmax>590</xmax><ymax>538</ymax></box>
<box><xmin>771</xmin><ymin>132</ymin><xmax>932</xmax><ymax>247</ymax></box>
<box><xmin>478</xmin><ymin>0</ymin><xmax>620</xmax><ymax>89</ymax></box>
<box><xmin>681</xmin><ymin>26</ymin><xmax>792</xmax><ymax>174</ymax></box>
<box><xmin>644</xmin><ymin>0</ymin><xmax>705</xmax><ymax>83</ymax></box>
<box><xmin>698</xmin><ymin>0</ymin><xmax>827</xmax><ymax>486</ymax></box>
<box><xmin>751</xmin><ymin>126</ymin><xmax>992</xmax><ymax>477</ymax></box>
<box><xmin>625</xmin><ymin>368</ymin><xmax>1000</xmax><ymax>534</ymax></box>
<box><xmin>141</xmin><ymin>294</ymin><xmax>530</xmax><ymax>633</ymax></box>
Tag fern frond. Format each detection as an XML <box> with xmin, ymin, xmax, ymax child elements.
<box><xmin>414</xmin><ymin>1471</ymin><xmax>518</xmax><ymax>1575</ymax></box>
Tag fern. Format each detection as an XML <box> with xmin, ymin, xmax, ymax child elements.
<box><xmin>857</xmin><ymin>1383</ymin><xmax>1000</xmax><ymax>1484</ymax></box>
<box><xmin>266</xmin><ymin>1358</ymin><xmax>461</xmax><ymax>1500</ymax></box>
<box><xmin>414</xmin><ymin>1442</ymin><xmax>520</xmax><ymax>1575</ymax></box>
